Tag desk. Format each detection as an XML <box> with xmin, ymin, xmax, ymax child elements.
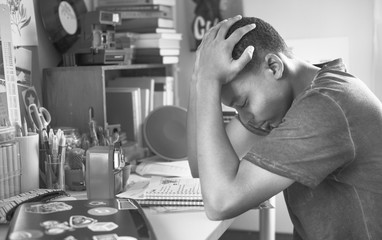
<box><xmin>0</xmin><ymin>174</ymin><xmax>275</xmax><ymax>240</ymax></box>
<box><xmin>0</xmin><ymin>201</ymin><xmax>234</xmax><ymax>240</ymax></box>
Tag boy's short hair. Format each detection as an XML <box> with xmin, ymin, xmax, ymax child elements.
<box><xmin>226</xmin><ymin>17</ymin><xmax>292</xmax><ymax>71</ymax></box>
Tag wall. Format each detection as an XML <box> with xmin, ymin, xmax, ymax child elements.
<box><xmin>176</xmin><ymin>0</ymin><xmax>375</xmax><ymax>234</ymax></box>
<box><xmin>31</xmin><ymin>0</ymin><xmax>61</xmax><ymax>104</ymax></box>
<box><xmin>177</xmin><ymin>0</ymin><xmax>375</xmax><ymax>108</ymax></box>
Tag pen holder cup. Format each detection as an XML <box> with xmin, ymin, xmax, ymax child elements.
<box><xmin>16</xmin><ymin>132</ymin><xmax>39</xmax><ymax>193</ymax></box>
<box><xmin>45</xmin><ymin>154</ymin><xmax>65</xmax><ymax>190</ymax></box>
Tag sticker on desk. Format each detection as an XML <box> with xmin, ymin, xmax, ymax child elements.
<box><xmin>117</xmin><ymin>199</ymin><xmax>138</xmax><ymax>210</ymax></box>
<box><xmin>64</xmin><ymin>236</ymin><xmax>78</xmax><ymax>240</ymax></box>
<box><xmin>25</xmin><ymin>202</ymin><xmax>72</xmax><ymax>214</ymax></box>
<box><xmin>8</xmin><ymin>230</ymin><xmax>44</xmax><ymax>239</ymax></box>
<box><xmin>87</xmin><ymin>200</ymin><xmax>108</xmax><ymax>207</ymax></box>
<box><xmin>41</xmin><ymin>220</ymin><xmax>73</xmax><ymax>235</ymax></box>
<box><xmin>88</xmin><ymin>207</ymin><xmax>118</xmax><ymax>216</ymax></box>
<box><xmin>88</xmin><ymin>222</ymin><xmax>118</xmax><ymax>232</ymax></box>
<box><xmin>70</xmin><ymin>215</ymin><xmax>97</xmax><ymax>228</ymax></box>
<box><xmin>92</xmin><ymin>233</ymin><xmax>119</xmax><ymax>240</ymax></box>
<box><xmin>118</xmin><ymin>237</ymin><xmax>138</xmax><ymax>240</ymax></box>
<box><xmin>45</xmin><ymin>227</ymin><xmax>66</xmax><ymax>235</ymax></box>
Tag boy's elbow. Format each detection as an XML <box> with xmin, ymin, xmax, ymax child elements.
<box><xmin>203</xmin><ymin>193</ymin><xmax>237</xmax><ymax>221</ymax></box>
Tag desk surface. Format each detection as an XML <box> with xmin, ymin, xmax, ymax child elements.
<box><xmin>143</xmin><ymin>209</ymin><xmax>234</xmax><ymax>240</ymax></box>
<box><xmin>0</xmin><ymin>195</ymin><xmax>234</xmax><ymax>240</ymax></box>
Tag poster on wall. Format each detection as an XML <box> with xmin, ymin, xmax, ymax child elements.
<box><xmin>0</xmin><ymin>0</ymin><xmax>38</xmax><ymax>46</ymax></box>
<box><xmin>189</xmin><ymin>0</ymin><xmax>241</xmax><ymax>51</ymax></box>
<box><xmin>190</xmin><ymin>0</ymin><xmax>223</xmax><ymax>51</ymax></box>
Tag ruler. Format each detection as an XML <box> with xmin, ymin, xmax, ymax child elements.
<box><xmin>0</xmin><ymin>4</ymin><xmax>21</xmax><ymax>126</ymax></box>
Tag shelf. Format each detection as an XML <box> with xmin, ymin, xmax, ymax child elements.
<box><xmin>42</xmin><ymin>64</ymin><xmax>177</xmax><ymax>135</ymax></box>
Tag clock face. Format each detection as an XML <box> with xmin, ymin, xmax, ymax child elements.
<box><xmin>58</xmin><ymin>1</ymin><xmax>77</xmax><ymax>35</ymax></box>
<box><xmin>39</xmin><ymin>0</ymin><xmax>87</xmax><ymax>53</ymax></box>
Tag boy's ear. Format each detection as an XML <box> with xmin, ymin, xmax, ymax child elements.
<box><xmin>265</xmin><ymin>53</ymin><xmax>284</xmax><ymax>80</ymax></box>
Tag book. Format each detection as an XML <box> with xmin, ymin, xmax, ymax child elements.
<box><xmin>100</xmin><ymin>4</ymin><xmax>174</xmax><ymax>19</ymax></box>
<box><xmin>134</xmin><ymin>48</ymin><xmax>180</xmax><ymax>56</ymax></box>
<box><xmin>135</xmin><ymin>176</ymin><xmax>204</xmax><ymax>207</ymax></box>
<box><xmin>127</xmin><ymin>27</ymin><xmax>176</xmax><ymax>34</ymax></box>
<box><xmin>116</xmin><ymin>32</ymin><xmax>181</xmax><ymax>40</ymax></box>
<box><xmin>133</xmin><ymin>39</ymin><xmax>180</xmax><ymax>48</ymax></box>
<box><xmin>98</xmin><ymin>0</ymin><xmax>176</xmax><ymax>6</ymax></box>
<box><xmin>135</xmin><ymin>157</ymin><xmax>192</xmax><ymax>177</ymax></box>
<box><xmin>98</xmin><ymin>4</ymin><xmax>173</xmax><ymax>12</ymax></box>
<box><xmin>135</xmin><ymin>32</ymin><xmax>182</xmax><ymax>40</ymax></box>
<box><xmin>6</xmin><ymin>199</ymin><xmax>157</xmax><ymax>239</ymax></box>
<box><xmin>133</xmin><ymin>56</ymin><xmax>179</xmax><ymax>64</ymax></box>
<box><xmin>106</xmin><ymin>87</ymin><xmax>143</xmax><ymax>147</ymax></box>
<box><xmin>117</xmin><ymin>18</ymin><xmax>174</xmax><ymax>31</ymax></box>
<box><xmin>153</xmin><ymin>76</ymin><xmax>174</xmax><ymax>108</ymax></box>
<box><xmin>118</xmin><ymin>10</ymin><xmax>173</xmax><ymax>19</ymax></box>
<box><xmin>108</xmin><ymin>77</ymin><xmax>155</xmax><ymax>118</ymax></box>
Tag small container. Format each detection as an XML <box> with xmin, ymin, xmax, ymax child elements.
<box><xmin>45</xmin><ymin>154</ymin><xmax>65</xmax><ymax>190</ymax></box>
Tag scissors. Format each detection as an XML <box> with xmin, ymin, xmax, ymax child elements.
<box><xmin>28</xmin><ymin>103</ymin><xmax>51</xmax><ymax>131</ymax></box>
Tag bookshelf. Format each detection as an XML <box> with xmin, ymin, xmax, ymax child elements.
<box><xmin>42</xmin><ymin>64</ymin><xmax>177</xmax><ymax>136</ymax></box>
<box><xmin>43</xmin><ymin>0</ymin><xmax>181</xmax><ymax>138</ymax></box>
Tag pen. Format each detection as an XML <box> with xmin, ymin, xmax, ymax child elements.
<box><xmin>22</xmin><ymin>117</ymin><xmax>28</xmax><ymax>136</ymax></box>
<box><xmin>58</xmin><ymin>134</ymin><xmax>66</xmax><ymax>163</ymax></box>
<box><xmin>42</xmin><ymin>129</ymin><xmax>50</xmax><ymax>155</ymax></box>
<box><xmin>52</xmin><ymin>135</ymin><xmax>58</xmax><ymax>159</ymax></box>
<box><xmin>49</xmin><ymin>128</ymin><xmax>54</xmax><ymax>151</ymax></box>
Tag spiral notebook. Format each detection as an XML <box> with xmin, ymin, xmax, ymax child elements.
<box><xmin>136</xmin><ymin>176</ymin><xmax>204</xmax><ymax>207</ymax></box>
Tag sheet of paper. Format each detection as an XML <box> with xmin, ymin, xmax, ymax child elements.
<box><xmin>116</xmin><ymin>174</ymin><xmax>150</xmax><ymax>200</ymax></box>
<box><xmin>135</xmin><ymin>157</ymin><xmax>192</xmax><ymax>177</ymax></box>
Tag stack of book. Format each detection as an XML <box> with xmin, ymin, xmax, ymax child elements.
<box><xmin>97</xmin><ymin>0</ymin><xmax>181</xmax><ymax>65</ymax></box>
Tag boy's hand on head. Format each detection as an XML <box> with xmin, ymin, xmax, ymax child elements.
<box><xmin>193</xmin><ymin>15</ymin><xmax>256</xmax><ymax>85</ymax></box>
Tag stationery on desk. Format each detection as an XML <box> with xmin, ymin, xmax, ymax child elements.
<box><xmin>117</xmin><ymin>157</ymin><xmax>204</xmax><ymax>211</ymax></box>
<box><xmin>134</xmin><ymin>176</ymin><xmax>203</xmax><ymax>207</ymax></box>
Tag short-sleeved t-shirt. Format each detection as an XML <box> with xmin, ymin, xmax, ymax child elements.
<box><xmin>241</xmin><ymin>59</ymin><xmax>382</xmax><ymax>239</ymax></box>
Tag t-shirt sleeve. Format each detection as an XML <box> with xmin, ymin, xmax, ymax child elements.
<box><xmin>242</xmin><ymin>91</ymin><xmax>355</xmax><ymax>188</ymax></box>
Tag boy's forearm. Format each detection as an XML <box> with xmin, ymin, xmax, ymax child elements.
<box><xmin>193</xmin><ymin>78</ymin><xmax>240</xmax><ymax>194</ymax></box>
<box><xmin>187</xmin><ymin>78</ymin><xmax>199</xmax><ymax>178</ymax></box>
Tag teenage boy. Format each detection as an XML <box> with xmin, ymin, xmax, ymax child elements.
<box><xmin>187</xmin><ymin>15</ymin><xmax>382</xmax><ymax>239</ymax></box>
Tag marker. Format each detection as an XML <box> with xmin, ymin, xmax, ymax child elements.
<box><xmin>22</xmin><ymin>117</ymin><xmax>28</xmax><ymax>136</ymax></box>
<box><xmin>42</xmin><ymin>129</ymin><xmax>50</xmax><ymax>155</ymax></box>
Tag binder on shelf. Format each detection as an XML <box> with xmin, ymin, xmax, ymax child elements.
<box><xmin>106</xmin><ymin>87</ymin><xmax>143</xmax><ymax>147</ymax></box>
<box><xmin>108</xmin><ymin>77</ymin><xmax>155</xmax><ymax>118</ymax></box>
<box><xmin>153</xmin><ymin>76</ymin><xmax>174</xmax><ymax>108</ymax></box>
